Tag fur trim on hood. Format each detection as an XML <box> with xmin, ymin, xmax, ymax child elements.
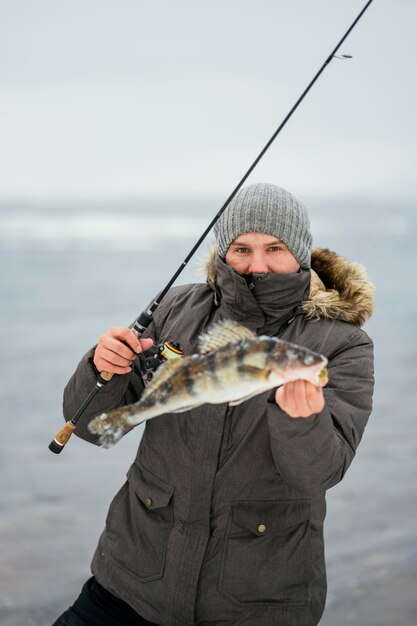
<box><xmin>204</xmin><ymin>246</ymin><xmax>375</xmax><ymax>327</ymax></box>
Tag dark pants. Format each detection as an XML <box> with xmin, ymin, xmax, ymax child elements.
<box><xmin>51</xmin><ymin>577</ymin><xmax>160</xmax><ymax>626</ymax></box>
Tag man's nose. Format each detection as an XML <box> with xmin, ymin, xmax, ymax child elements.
<box><xmin>247</xmin><ymin>254</ymin><xmax>269</xmax><ymax>273</ymax></box>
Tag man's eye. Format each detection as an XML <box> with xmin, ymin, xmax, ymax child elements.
<box><xmin>235</xmin><ymin>247</ymin><xmax>249</xmax><ymax>253</ymax></box>
<box><xmin>269</xmin><ymin>246</ymin><xmax>282</xmax><ymax>252</ymax></box>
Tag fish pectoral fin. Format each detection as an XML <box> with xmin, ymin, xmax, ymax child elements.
<box><xmin>239</xmin><ymin>365</ymin><xmax>271</xmax><ymax>379</ymax></box>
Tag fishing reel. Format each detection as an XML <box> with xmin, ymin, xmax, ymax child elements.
<box><xmin>137</xmin><ymin>340</ymin><xmax>183</xmax><ymax>384</ymax></box>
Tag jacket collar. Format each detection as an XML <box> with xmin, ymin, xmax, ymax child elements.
<box><xmin>205</xmin><ymin>246</ymin><xmax>375</xmax><ymax>327</ymax></box>
<box><xmin>214</xmin><ymin>257</ymin><xmax>310</xmax><ymax>334</ymax></box>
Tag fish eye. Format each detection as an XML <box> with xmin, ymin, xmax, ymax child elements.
<box><xmin>303</xmin><ymin>354</ymin><xmax>315</xmax><ymax>365</ymax></box>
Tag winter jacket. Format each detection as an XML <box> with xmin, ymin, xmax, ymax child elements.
<box><xmin>63</xmin><ymin>248</ymin><xmax>375</xmax><ymax>626</ymax></box>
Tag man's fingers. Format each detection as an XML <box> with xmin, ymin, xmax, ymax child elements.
<box><xmin>139</xmin><ymin>338</ymin><xmax>154</xmax><ymax>352</ymax></box>
<box><xmin>291</xmin><ymin>381</ymin><xmax>311</xmax><ymax>417</ymax></box>
<box><xmin>286</xmin><ymin>379</ymin><xmax>298</xmax><ymax>411</ymax></box>
<box><xmin>94</xmin><ymin>327</ymin><xmax>154</xmax><ymax>375</ymax></box>
<box><xmin>275</xmin><ymin>380</ymin><xmax>321</xmax><ymax>418</ymax></box>
<box><xmin>99</xmin><ymin>346</ymin><xmax>134</xmax><ymax>368</ymax></box>
<box><xmin>100</xmin><ymin>336</ymin><xmax>137</xmax><ymax>361</ymax></box>
<box><xmin>94</xmin><ymin>354</ymin><xmax>132</xmax><ymax>375</ymax></box>
<box><xmin>106</xmin><ymin>327</ymin><xmax>153</xmax><ymax>353</ymax></box>
<box><xmin>305</xmin><ymin>382</ymin><xmax>325</xmax><ymax>414</ymax></box>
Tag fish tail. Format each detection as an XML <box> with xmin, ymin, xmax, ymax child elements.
<box><xmin>88</xmin><ymin>409</ymin><xmax>142</xmax><ymax>448</ymax></box>
<box><xmin>88</xmin><ymin>399</ymin><xmax>157</xmax><ymax>447</ymax></box>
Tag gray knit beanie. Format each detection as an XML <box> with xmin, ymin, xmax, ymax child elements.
<box><xmin>214</xmin><ymin>183</ymin><xmax>312</xmax><ymax>269</ymax></box>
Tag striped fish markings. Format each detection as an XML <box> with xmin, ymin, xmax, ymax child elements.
<box><xmin>89</xmin><ymin>320</ymin><xmax>328</xmax><ymax>448</ymax></box>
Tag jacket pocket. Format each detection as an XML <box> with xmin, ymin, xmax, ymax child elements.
<box><xmin>219</xmin><ymin>499</ymin><xmax>313</xmax><ymax>606</ymax></box>
<box><xmin>105</xmin><ymin>462</ymin><xmax>175</xmax><ymax>582</ymax></box>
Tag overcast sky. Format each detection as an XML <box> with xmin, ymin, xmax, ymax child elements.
<box><xmin>1</xmin><ymin>0</ymin><xmax>416</xmax><ymax>202</ymax></box>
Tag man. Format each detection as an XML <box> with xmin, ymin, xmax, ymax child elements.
<box><xmin>53</xmin><ymin>183</ymin><xmax>375</xmax><ymax>626</ymax></box>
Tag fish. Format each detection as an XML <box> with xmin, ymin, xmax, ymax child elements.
<box><xmin>88</xmin><ymin>320</ymin><xmax>328</xmax><ymax>448</ymax></box>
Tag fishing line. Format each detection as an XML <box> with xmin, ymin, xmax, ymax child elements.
<box><xmin>49</xmin><ymin>0</ymin><xmax>375</xmax><ymax>454</ymax></box>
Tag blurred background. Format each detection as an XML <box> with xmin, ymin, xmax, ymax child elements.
<box><xmin>1</xmin><ymin>1</ymin><xmax>416</xmax><ymax>624</ymax></box>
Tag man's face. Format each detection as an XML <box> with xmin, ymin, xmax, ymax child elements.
<box><xmin>225</xmin><ymin>232</ymin><xmax>300</xmax><ymax>274</ymax></box>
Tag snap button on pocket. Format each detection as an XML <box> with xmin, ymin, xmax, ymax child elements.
<box><xmin>109</xmin><ymin>464</ymin><xmax>175</xmax><ymax>583</ymax></box>
<box><xmin>221</xmin><ymin>500</ymin><xmax>313</xmax><ymax>604</ymax></box>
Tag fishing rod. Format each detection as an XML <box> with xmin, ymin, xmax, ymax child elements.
<box><xmin>49</xmin><ymin>0</ymin><xmax>375</xmax><ymax>454</ymax></box>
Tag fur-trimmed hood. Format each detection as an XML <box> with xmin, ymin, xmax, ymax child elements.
<box><xmin>205</xmin><ymin>246</ymin><xmax>375</xmax><ymax>327</ymax></box>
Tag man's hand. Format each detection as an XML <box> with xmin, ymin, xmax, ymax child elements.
<box><xmin>93</xmin><ymin>327</ymin><xmax>154</xmax><ymax>375</ymax></box>
<box><xmin>275</xmin><ymin>378</ymin><xmax>327</xmax><ymax>418</ymax></box>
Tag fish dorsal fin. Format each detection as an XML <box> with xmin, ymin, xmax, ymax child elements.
<box><xmin>198</xmin><ymin>320</ymin><xmax>255</xmax><ymax>354</ymax></box>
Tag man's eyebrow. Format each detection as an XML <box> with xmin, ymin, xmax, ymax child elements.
<box><xmin>230</xmin><ymin>238</ymin><xmax>284</xmax><ymax>246</ymax></box>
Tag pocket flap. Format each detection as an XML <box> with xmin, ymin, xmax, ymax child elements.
<box><xmin>127</xmin><ymin>463</ymin><xmax>174</xmax><ymax>510</ymax></box>
<box><xmin>231</xmin><ymin>499</ymin><xmax>310</xmax><ymax>536</ymax></box>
